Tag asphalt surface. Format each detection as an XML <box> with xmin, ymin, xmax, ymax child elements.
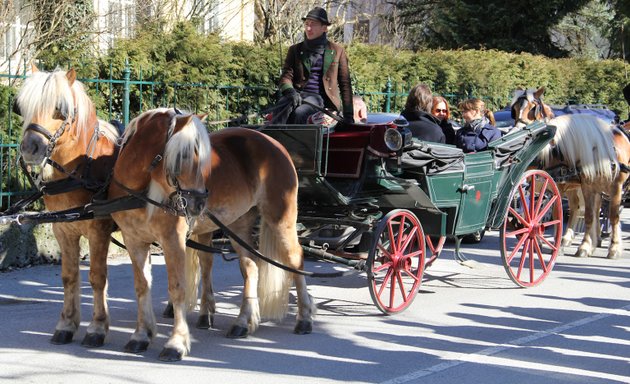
<box><xmin>1</xmin><ymin>212</ymin><xmax>629</xmax><ymax>384</ymax></box>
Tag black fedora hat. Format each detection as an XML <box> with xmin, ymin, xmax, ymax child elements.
<box><xmin>302</xmin><ymin>7</ymin><xmax>331</xmax><ymax>25</ymax></box>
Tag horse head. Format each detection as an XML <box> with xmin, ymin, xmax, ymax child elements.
<box><xmin>510</xmin><ymin>87</ymin><xmax>554</xmax><ymax>128</ymax></box>
<box><xmin>15</xmin><ymin>65</ymin><xmax>94</xmax><ymax>168</ymax></box>
<box><xmin>161</xmin><ymin>113</ymin><xmax>211</xmax><ymax>217</ymax></box>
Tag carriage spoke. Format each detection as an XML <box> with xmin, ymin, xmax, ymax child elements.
<box><xmin>538</xmin><ymin>232</ymin><xmax>558</xmax><ymax>252</ymax></box>
<box><xmin>400</xmin><ymin>226</ymin><xmax>418</xmax><ymax>252</ymax></box>
<box><xmin>515</xmin><ymin>239</ymin><xmax>530</xmax><ymax>280</ymax></box>
<box><xmin>507</xmin><ymin>231</ymin><xmax>529</xmax><ymax>264</ymax></box>
<box><xmin>533</xmin><ymin>178</ymin><xmax>550</xmax><ymax>215</ymax></box>
<box><xmin>534</xmin><ymin>195</ymin><xmax>558</xmax><ymax>222</ymax></box>
<box><xmin>389</xmin><ymin>272</ymin><xmax>397</xmax><ymax>308</ymax></box>
<box><xmin>508</xmin><ymin>206</ymin><xmax>529</xmax><ymax>228</ymax></box>
<box><xmin>533</xmin><ymin>236</ymin><xmax>549</xmax><ymax>273</ymax></box>
<box><xmin>402</xmin><ymin>264</ymin><xmax>421</xmax><ymax>283</ymax></box>
<box><xmin>528</xmin><ymin>175</ymin><xmax>537</xmax><ymax>219</ymax></box>
<box><xmin>396</xmin><ymin>272</ymin><xmax>408</xmax><ymax>302</ymax></box>
<box><xmin>372</xmin><ymin>260</ymin><xmax>393</xmax><ymax>274</ymax></box>
<box><xmin>506</xmin><ymin>226</ymin><xmax>530</xmax><ymax>238</ymax></box>
<box><xmin>396</xmin><ymin>219</ymin><xmax>406</xmax><ymax>251</ymax></box>
<box><xmin>387</xmin><ymin>222</ymin><xmax>398</xmax><ymax>253</ymax></box>
<box><xmin>376</xmin><ymin>242</ymin><xmax>393</xmax><ymax>259</ymax></box>
<box><xmin>518</xmin><ymin>185</ymin><xmax>532</xmax><ymax>222</ymax></box>
<box><xmin>529</xmin><ymin>239</ymin><xmax>535</xmax><ymax>283</ymax></box>
<box><xmin>377</xmin><ymin>267</ymin><xmax>394</xmax><ymax>297</ymax></box>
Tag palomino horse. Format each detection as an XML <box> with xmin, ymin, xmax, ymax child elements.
<box><xmin>109</xmin><ymin>108</ymin><xmax>315</xmax><ymax>361</ymax></box>
<box><xmin>511</xmin><ymin>87</ymin><xmax>630</xmax><ymax>259</ymax></box>
<box><xmin>15</xmin><ymin>67</ymin><xmax>119</xmax><ymax>346</ymax></box>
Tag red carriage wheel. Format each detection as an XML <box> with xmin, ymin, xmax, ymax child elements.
<box><xmin>500</xmin><ymin>170</ymin><xmax>563</xmax><ymax>287</ymax></box>
<box><xmin>367</xmin><ymin>209</ymin><xmax>426</xmax><ymax>314</ymax></box>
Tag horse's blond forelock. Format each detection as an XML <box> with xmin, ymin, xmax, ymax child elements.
<box><xmin>16</xmin><ymin>69</ymin><xmax>95</xmax><ymax>140</ymax></box>
<box><xmin>164</xmin><ymin>114</ymin><xmax>211</xmax><ymax>183</ymax></box>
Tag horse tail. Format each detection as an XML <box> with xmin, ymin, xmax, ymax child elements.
<box><xmin>257</xmin><ymin>219</ymin><xmax>291</xmax><ymax>321</ymax></box>
<box><xmin>184</xmin><ymin>234</ymin><xmax>200</xmax><ymax>312</ymax></box>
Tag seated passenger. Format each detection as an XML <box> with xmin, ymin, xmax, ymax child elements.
<box><xmin>431</xmin><ymin>96</ymin><xmax>456</xmax><ymax>145</ymax></box>
<box><xmin>455</xmin><ymin>98</ymin><xmax>502</xmax><ymax>153</ymax></box>
<box><xmin>400</xmin><ymin>83</ymin><xmax>445</xmax><ymax>143</ymax></box>
<box><xmin>353</xmin><ymin>95</ymin><xmax>368</xmax><ymax>123</ymax></box>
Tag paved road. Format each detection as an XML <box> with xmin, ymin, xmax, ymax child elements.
<box><xmin>1</xmin><ymin>212</ymin><xmax>629</xmax><ymax>384</ymax></box>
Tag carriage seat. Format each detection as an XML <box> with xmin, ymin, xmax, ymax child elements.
<box><xmin>401</xmin><ymin>140</ymin><xmax>465</xmax><ymax>175</ymax></box>
<box><xmin>488</xmin><ymin>126</ymin><xmax>532</xmax><ymax>168</ymax></box>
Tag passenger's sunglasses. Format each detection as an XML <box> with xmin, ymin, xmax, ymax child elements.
<box><xmin>435</xmin><ymin>109</ymin><xmax>448</xmax><ymax>113</ymax></box>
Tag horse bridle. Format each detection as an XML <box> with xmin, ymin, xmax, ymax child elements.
<box><xmin>512</xmin><ymin>96</ymin><xmax>550</xmax><ymax>126</ymax></box>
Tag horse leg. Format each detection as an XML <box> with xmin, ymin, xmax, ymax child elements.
<box><xmin>122</xmin><ymin>238</ymin><xmax>157</xmax><ymax>355</ymax></box>
<box><xmin>195</xmin><ymin>232</ymin><xmax>216</xmax><ymax>329</ymax></box>
<box><xmin>562</xmin><ymin>189</ymin><xmax>581</xmax><ymax>247</ymax></box>
<box><xmin>225</xmin><ymin>210</ymin><xmax>260</xmax><ymax>339</ymax></box>
<box><xmin>607</xmin><ymin>178</ymin><xmax>625</xmax><ymax>259</ymax></box>
<box><xmin>158</xmin><ymin>225</ymin><xmax>190</xmax><ymax>361</ymax></box>
<box><xmin>50</xmin><ymin>225</ymin><xmax>81</xmax><ymax>345</ymax></box>
<box><xmin>81</xmin><ymin>222</ymin><xmax>113</xmax><ymax>347</ymax></box>
<box><xmin>575</xmin><ymin>188</ymin><xmax>599</xmax><ymax>258</ymax></box>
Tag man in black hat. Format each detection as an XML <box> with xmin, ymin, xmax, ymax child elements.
<box><xmin>271</xmin><ymin>6</ymin><xmax>354</xmax><ymax>125</ymax></box>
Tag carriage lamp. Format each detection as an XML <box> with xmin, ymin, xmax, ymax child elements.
<box><xmin>384</xmin><ymin>128</ymin><xmax>403</xmax><ymax>151</ymax></box>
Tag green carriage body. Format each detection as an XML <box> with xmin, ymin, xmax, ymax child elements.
<box><xmin>260</xmin><ymin>120</ymin><xmax>555</xmax><ymax>238</ymax></box>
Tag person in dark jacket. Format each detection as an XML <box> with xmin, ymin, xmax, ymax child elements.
<box><xmin>271</xmin><ymin>7</ymin><xmax>354</xmax><ymax>125</ymax></box>
<box><xmin>455</xmin><ymin>98</ymin><xmax>502</xmax><ymax>153</ymax></box>
<box><xmin>400</xmin><ymin>83</ymin><xmax>445</xmax><ymax>143</ymax></box>
<box><xmin>431</xmin><ymin>96</ymin><xmax>456</xmax><ymax>145</ymax></box>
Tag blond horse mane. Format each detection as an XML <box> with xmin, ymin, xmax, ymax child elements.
<box><xmin>539</xmin><ymin>114</ymin><xmax>618</xmax><ymax>182</ymax></box>
<box><xmin>16</xmin><ymin>69</ymin><xmax>118</xmax><ymax>144</ymax></box>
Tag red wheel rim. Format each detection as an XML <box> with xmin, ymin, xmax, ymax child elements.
<box><xmin>369</xmin><ymin>210</ymin><xmax>425</xmax><ymax>313</ymax></box>
<box><xmin>501</xmin><ymin>170</ymin><xmax>563</xmax><ymax>287</ymax></box>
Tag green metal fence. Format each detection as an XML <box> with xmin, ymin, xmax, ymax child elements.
<box><xmin>1</xmin><ymin>61</ymin><xmax>419</xmax><ymax>210</ymax></box>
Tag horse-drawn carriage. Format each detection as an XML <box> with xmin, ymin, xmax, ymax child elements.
<box><xmin>258</xmin><ymin>112</ymin><xmax>563</xmax><ymax>314</ymax></box>
<box><xmin>3</xmin><ymin>68</ymin><xmax>566</xmax><ymax>361</ymax></box>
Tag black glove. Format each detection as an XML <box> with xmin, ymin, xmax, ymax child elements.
<box><xmin>283</xmin><ymin>88</ymin><xmax>302</xmax><ymax>108</ymax></box>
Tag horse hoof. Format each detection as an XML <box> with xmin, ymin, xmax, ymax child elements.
<box><xmin>573</xmin><ymin>249</ymin><xmax>589</xmax><ymax>258</ymax></box>
<box><xmin>561</xmin><ymin>239</ymin><xmax>572</xmax><ymax>247</ymax></box>
<box><xmin>81</xmin><ymin>333</ymin><xmax>105</xmax><ymax>348</ymax></box>
<box><xmin>608</xmin><ymin>251</ymin><xmax>620</xmax><ymax>260</ymax></box>
<box><xmin>163</xmin><ymin>303</ymin><xmax>174</xmax><ymax>319</ymax></box>
<box><xmin>196</xmin><ymin>314</ymin><xmax>214</xmax><ymax>329</ymax></box>
<box><xmin>158</xmin><ymin>347</ymin><xmax>183</xmax><ymax>362</ymax></box>
<box><xmin>124</xmin><ymin>339</ymin><xmax>150</xmax><ymax>354</ymax></box>
<box><xmin>50</xmin><ymin>330</ymin><xmax>74</xmax><ymax>345</ymax></box>
<box><xmin>226</xmin><ymin>325</ymin><xmax>249</xmax><ymax>339</ymax></box>
<box><xmin>294</xmin><ymin>320</ymin><xmax>313</xmax><ymax>335</ymax></box>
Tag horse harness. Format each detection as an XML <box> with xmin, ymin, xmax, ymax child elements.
<box><xmin>20</xmin><ymin>110</ymin><xmax>113</xmax><ymax>197</ymax></box>
<box><xmin>512</xmin><ymin>95</ymin><xmax>551</xmax><ymax>126</ymax></box>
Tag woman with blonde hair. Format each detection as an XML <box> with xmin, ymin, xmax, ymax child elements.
<box><xmin>455</xmin><ymin>98</ymin><xmax>501</xmax><ymax>153</ymax></box>
<box><xmin>431</xmin><ymin>96</ymin><xmax>456</xmax><ymax>144</ymax></box>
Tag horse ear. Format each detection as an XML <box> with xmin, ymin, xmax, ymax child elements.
<box><xmin>66</xmin><ymin>68</ymin><xmax>77</xmax><ymax>85</ymax></box>
<box><xmin>31</xmin><ymin>63</ymin><xmax>39</xmax><ymax>73</ymax></box>
<box><xmin>174</xmin><ymin>114</ymin><xmax>194</xmax><ymax>132</ymax></box>
<box><xmin>534</xmin><ymin>86</ymin><xmax>546</xmax><ymax>99</ymax></box>
<box><xmin>197</xmin><ymin>114</ymin><xmax>208</xmax><ymax>122</ymax></box>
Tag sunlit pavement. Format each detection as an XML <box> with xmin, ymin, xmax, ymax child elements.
<box><xmin>1</xmin><ymin>210</ymin><xmax>629</xmax><ymax>384</ymax></box>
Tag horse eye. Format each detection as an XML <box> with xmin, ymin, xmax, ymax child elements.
<box><xmin>53</xmin><ymin>106</ymin><xmax>66</xmax><ymax>120</ymax></box>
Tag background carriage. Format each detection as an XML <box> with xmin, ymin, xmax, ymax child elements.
<box><xmin>258</xmin><ymin>114</ymin><xmax>564</xmax><ymax>314</ymax></box>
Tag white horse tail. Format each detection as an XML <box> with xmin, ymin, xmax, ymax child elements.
<box><xmin>184</xmin><ymin>234</ymin><xmax>200</xmax><ymax>312</ymax></box>
<box><xmin>257</xmin><ymin>220</ymin><xmax>291</xmax><ymax>321</ymax></box>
